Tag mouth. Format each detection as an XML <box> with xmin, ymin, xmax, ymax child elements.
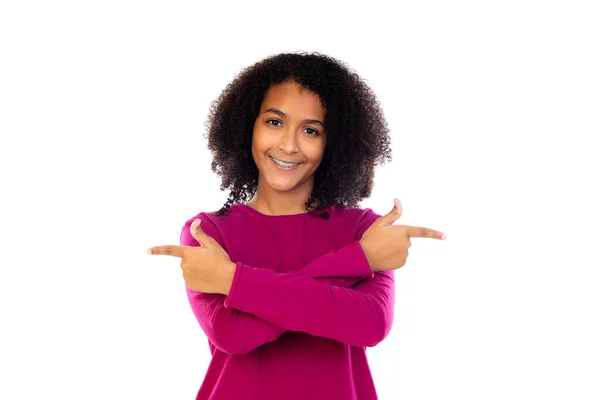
<box><xmin>269</xmin><ymin>155</ymin><xmax>302</xmax><ymax>169</ymax></box>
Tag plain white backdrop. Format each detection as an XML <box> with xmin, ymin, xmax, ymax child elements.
<box><xmin>1</xmin><ymin>1</ymin><xmax>599</xmax><ymax>399</ymax></box>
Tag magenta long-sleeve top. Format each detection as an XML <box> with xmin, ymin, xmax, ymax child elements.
<box><xmin>180</xmin><ymin>203</ymin><xmax>395</xmax><ymax>400</ymax></box>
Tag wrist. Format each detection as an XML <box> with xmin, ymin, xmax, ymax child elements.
<box><xmin>219</xmin><ymin>261</ymin><xmax>237</xmax><ymax>295</ymax></box>
<box><xmin>358</xmin><ymin>240</ymin><xmax>376</xmax><ymax>272</ymax></box>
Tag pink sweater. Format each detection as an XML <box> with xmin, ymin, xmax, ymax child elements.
<box><xmin>180</xmin><ymin>203</ymin><xmax>395</xmax><ymax>400</ymax></box>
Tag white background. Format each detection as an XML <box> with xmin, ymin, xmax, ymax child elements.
<box><xmin>1</xmin><ymin>1</ymin><xmax>599</xmax><ymax>399</ymax></box>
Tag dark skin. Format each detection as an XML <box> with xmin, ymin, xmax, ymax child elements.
<box><xmin>205</xmin><ymin>53</ymin><xmax>395</xmax><ymax>218</ymax></box>
<box><xmin>148</xmin><ymin>219</ymin><xmax>236</xmax><ymax>294</ymax></box>
<box><xmin>246</xmin><ymin>81</ymin><xmax>327</xmax><ymax>215</ymax></box>
<box><xmin>147</xmin><ymin>198</ymin><xmax>446</xmax><ymax>294</ymax></box>
<box><xmin>148</xmin><ymin>77</ymin><xmax>445</xmax><ymax>292</ymax></box>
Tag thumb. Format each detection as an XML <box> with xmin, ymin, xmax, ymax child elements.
<box><xmin>190</xmin><ymin>219</ymin><xmax>218</xmax><ymax>248</ymax></box>
<box><xmin>378</xmin><ymin>198</ymin><xmax>403</xmax><ymax>226</ymax></box>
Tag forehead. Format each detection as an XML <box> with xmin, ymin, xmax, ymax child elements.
<box><xmin>261</xmin><ymin>81</ymin><xmax>325</xmax><ymax>118</ymax></box>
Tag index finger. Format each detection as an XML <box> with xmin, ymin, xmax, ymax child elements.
<box><xmin>404</xmin><ymin>226</ymin><xmax>446</xmax><ymax>240</ymax></box>
<box><xmin>147</xmin><ymin>245</ymin><xmax>186</xmax><ymax>257</ymax></box>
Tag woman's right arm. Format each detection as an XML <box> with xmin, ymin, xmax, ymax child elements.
<box><xmin>182</xmin><ymin>214</ymin><xmax>372</xmax><ymax>355</ymax></box>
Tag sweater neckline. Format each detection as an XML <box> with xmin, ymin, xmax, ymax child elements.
<box><xmin>235</xmin><ymin>203</ymin><xmax>322</xmax><ymax>218</ymax></box>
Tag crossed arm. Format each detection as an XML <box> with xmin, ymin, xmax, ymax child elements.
<box><xmin>182</xmin><ymin>212</ymin><xmax>394</xmax><ymax>355</ymax></box>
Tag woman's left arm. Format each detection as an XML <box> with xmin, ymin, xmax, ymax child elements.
<box><xmin>224</xmin><ymin>258</ymin><xmax>394</xmax><ymax>348</ymax></box>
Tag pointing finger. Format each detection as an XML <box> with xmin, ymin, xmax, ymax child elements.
<box><xmin>404</xmin><ymin>226</ymin><xmax>446</xmax><ymax>240</ymax></box>
<box><xmin>147</xmin><ymin>245</ymin><xmax>186</xmax><ymax>258</ymax></box>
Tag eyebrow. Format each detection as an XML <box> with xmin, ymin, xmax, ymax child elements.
<box><xmin>264</xmin><ymin>108</ymin><xmax>324</xmax><ymax>127</ymax></box>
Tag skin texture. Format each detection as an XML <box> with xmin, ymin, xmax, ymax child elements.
<box><xmin>248</xmin><ymin>81</ymin><xmax>327</xmax><ymax>215</ymax></box>
<box><xmin>204</xmin><ymin>52</ymin><xmax>393</xmax><ymax>219</ymax></box>
<box><xmin>359</xmin><ymin>198</ymin><xmax>446</xmax><ymax>272</ymax></box>
<box><xmin>148</xmin><ymin>219</ymin><xmax>237</xmax><ymax>294</ymax></box>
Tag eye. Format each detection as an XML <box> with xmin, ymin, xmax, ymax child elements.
<box><xmin>304</xmin><ymin>127</ymin><xmax>319</xmax><ymax>136</ymax></box>
<box><xmin>266</xmin><ymin>119</ymin><xmax>282</xmax><ymax>127</ymax></box>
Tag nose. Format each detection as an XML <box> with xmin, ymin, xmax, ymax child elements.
<box><xmin>277</xmin><ymin>127</ymin><xmax>300</xmax><ymax>154</ymax></box>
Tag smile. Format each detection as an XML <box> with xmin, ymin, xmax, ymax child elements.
<box><xmin>269</xmin><ymin>155</ymin><xmax>301</xmax><ymax>169</ymax></box>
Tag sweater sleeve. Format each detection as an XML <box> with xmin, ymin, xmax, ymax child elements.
<box><xmin>225</xmin><ymin>248</ymin><xmax>394</xmax><ymax>348</ymax></box>
<box><xmin>222</xmin><ymin>208</ymin><xmax>394</xmax><ymax>348</ymax></box>
<box><xmin>224</xmin><ymin>208</ymin><xmax>393</xmax><ymax>348</ymax></box>
<box><xmin>182</xmin><ymin>212</ymin><xmax>376</xmax><ymax>355</ymax></box>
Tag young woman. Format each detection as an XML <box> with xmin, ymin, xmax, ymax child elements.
<box><xmin>148</xmin><ymin>52</ymin><xmax>445</xmax><ymax>400</ymax></box>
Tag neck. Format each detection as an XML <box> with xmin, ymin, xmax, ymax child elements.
<box><xmin>247</xmin><ymin>179</ymin><xmax>318</xmax><ymax>216</ymax></box>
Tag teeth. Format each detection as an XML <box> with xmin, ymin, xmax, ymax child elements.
<box><xmin>270</xmin><ymin>156</ymin><xmax>300</xmax><ymax>168</ymax></box>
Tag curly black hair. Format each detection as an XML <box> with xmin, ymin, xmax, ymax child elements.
<box><xmin>205</xmin><ymin>51</ymin><xmax>392</xmax><ymax>219</ymax></box>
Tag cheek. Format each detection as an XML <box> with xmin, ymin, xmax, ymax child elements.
<box><xmin>310</xmin><ymin>142</ymin><xmax>326</xmax><ymax>164</ymax></box>
<box><xmin>251</xmin><ymin>127</ymin><xmax>270</xmax><ymax>151</ymax></box>
<box><xmin>250</xmin><ymin>138</ymin><xmax>261</xmax><ymax>169</ymax></box>
<box><xmin>251</xmin><ymin>128</ymin><xmax>263</xmax><ymax>156</ymax></box>
<box><xmin>251</xmin><ymin>128</ymin><xmax>273</xmax><ymax>168</ymax></box>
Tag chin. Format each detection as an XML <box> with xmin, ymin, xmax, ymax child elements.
<box><xmin>267</xmin><ymin>179</ymin><xmax>302</xmax><ymax>193</ymax></box>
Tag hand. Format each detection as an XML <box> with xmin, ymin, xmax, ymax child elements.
<box><xmin>359</xmin><ymin>199</ymin><xmax>446</xmax><ymax>272</ymax></box>
<box><xmin>147</xmin><ymin>219</ymin><xmax>236</xmax><ymax>294</ymax></box>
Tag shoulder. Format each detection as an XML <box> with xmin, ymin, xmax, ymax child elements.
<box><xmin>327</xmin><ymin>205</ymin><xmax>381</xmax><ymax>241</ymax></box>
<box><xmin>179</xmin><ymin>204</ymin><xmax>250</xmax><ymax>247</ymax></box>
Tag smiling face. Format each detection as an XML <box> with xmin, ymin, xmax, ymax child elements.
<box><xmin>251</xmin><ymin>81</ymin><xmax>327</xmax><ymax>202</ymax></box>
